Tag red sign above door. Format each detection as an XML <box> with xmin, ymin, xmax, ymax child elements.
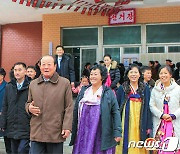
<box><xmin>109</xmin><ymin>8</ymin><xmax>136</xmax><ymax>25</ymax></box>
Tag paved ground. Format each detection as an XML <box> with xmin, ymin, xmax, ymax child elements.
<box><xmin>0</xmin><ymin>137</ymin><xmax>6</xmax><ymax>154</ymax></box>
<box><xmin>0</xmin><ymin>137</ymin><xmax>73</xmax><ymax>154</ymax></box>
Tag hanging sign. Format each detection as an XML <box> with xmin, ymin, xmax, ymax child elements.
<box><xmin>109</xmin><ymin>8</ymin><xmax>135</xmax><ymax>25</ymax></box>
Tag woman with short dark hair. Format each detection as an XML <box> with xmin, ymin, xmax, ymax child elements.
<box><xmin>70</xmin><ymin>64</ymin><xmax>122</xmax><ymax>154</ymax></box>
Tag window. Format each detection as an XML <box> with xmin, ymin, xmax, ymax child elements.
<box><xmin>148</xmin><ymin>47</ymin><xmax>164</xmax><ymax>53</ymax></box>
<box><xmin>124</xmin><ymin>47</ymin><xmax>139</xmax><ymax>54</ymax></box>
<box><xmin>104</xmin><ymin>48</ymin><xmax>120</xmax><ymax>63</ymax></box>
<box><xmin>63</xmin><ymin>28</ymin><xmax>98</xmax><ymax>46</ymax></box>
<box><xmin>147</xmin><ymin>24</ymin><xmax>180</xmax><ymax>43</ymax></box>
<box><xmin>103</xmin><ymin>26</ymin><xmax>141</xmax><ymax>45</ymax></box>
<box><xmin>81</xmin><ymin>48</ymin><xmax>96</xmax><ymax>74</ymax></box>
<box><xmin>168</xmin><ymin>46</ymin><xmax>180</xmax><ymax>53</ymax></box>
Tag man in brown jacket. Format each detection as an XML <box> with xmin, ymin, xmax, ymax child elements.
<box><xmin>25</xmin><ymin>55</ymin><xmax>73</xmax><ymax>154</ymax></box>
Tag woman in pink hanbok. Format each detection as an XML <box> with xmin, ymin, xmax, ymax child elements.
<box><xmin>150</xmin><ymin>65</ymin><xmax>180</xmax><ymax>154</ymax></box>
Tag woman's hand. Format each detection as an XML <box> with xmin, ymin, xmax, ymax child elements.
<box><xmin>114</xmin><ymin>137</ymin><xmax>121</xmax><ymax>142</ymax></box>
<box><xmin>162</xmin><ymin>114</ymin><xmax>172</xmax><ymax>121</ymax></box>
<box><xmin>146</xmin><ymin>129</ymin><xmax>151</xmax><ymax>135</ymax></box>
<box><xmin>165</xmin><ymin>116</ymin><xmax>173</xmax><ymax>122</ymax></box>
<box><xmin>162</xmin><ymin>114</ymin><xmax>171</xmax><ymax>120</ymax></box>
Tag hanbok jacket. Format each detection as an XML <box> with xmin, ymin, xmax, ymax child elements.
<box><xmin>70</xmin><ymin>85</ymin><xmax>122</xmax><ymax>151</ymax></box>
<box><xmin>116</xmin><ymin>81</ymin><xmax>152</xmax><ymax>141</ymax></box>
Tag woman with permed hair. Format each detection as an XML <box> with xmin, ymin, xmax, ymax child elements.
<box><xmin>70</xmin><ymin>64</ymin><xmax>122</xmax><ymax>154</ymax></box>
<box><xmin>116</xmin><ymin>64</ymin><xmax>152</xmax><ymax>154</ymax></box>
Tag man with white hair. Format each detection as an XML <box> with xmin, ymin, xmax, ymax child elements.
<box><xmin>26</xmin><ymin>55</ymin><xmax>73</xmax><ymax>154</ymax></box>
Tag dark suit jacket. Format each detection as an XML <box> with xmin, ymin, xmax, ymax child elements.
<box><xmin>55</xmin><ymin>54</ymin><xmax>75</xmax><ymax>82</ymax></box>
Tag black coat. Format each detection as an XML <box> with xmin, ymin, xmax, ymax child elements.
<box><xmin>55</xmin><ymin>54</ymin><xmax>75</xmax><ymax>82</ymax></box>
<box><xmin>109</xmin><ymin>67</ymin><xmax>120</xmax><ymax>90</ymax></box>
<box><xmin>1</xmin><ymin>77</ymin><xmax>30</xmax><ymax>139</ymax></box>
<box><xmin>173</xmin><ymin>68</ymin><xmax>180</xmax><ymax>81</ymax></box>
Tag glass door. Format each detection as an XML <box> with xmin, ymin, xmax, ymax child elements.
<box><xmin>80</xmin><ymin>48</ymin><xmax>97</xmax><ymax>76</ymax></box>
<box><xmin>65</xmin><ymin>48</ymin><xmax>80</xmax><ymax>81</ymax></box>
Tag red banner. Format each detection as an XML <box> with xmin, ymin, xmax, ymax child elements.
<box><xmin>39</xmin><ymin>0</ymin><xmax>46</xmax><ymax>8</ymax></box>
<box><xmin>74</xmin><ymin>6</ymin><xmax>80</xmax><ymax>12</ymax></box>
<box><xmin>19</xmin><ymin>0</ymin><xmax>24</xmax><ymax>4</ymax></box>
<box><xmin>81</xmin><ymin>7</ymin><xmax>87</xmax><ymax>14</ymax></box>
<box><xmin>26</xmin><ymin>0</ymin><xmax>32</xmax><ymax>6</ymax></box>
<box><xmin>32</xmin><ymin>0</ymin><xmax>39</xmax><ymax>7</ymax></box>
<box><xmin>45</xmin><ymin>2</ymin><xmax>52</xmax><ymax>8</ymax></box>
<box><xmin>52</xmin><ymin>3</ymin><xmax>58</xmax><ymax>9</ymax></box>
<box><xmin>94</xmin><ymin>0</ymin><xmax>103</xmax><ymax>3</ymax></box>
<box><xmin>11</xmin><ymin>0</ymin><xmax>132</xmax><ymax>17</ymax></box>
<box><xmin>59</xmin><ymin>4</ymin><xmax>66</xmax><ymax>9</ymax></box>
<box><xmin>87</xmin><ymin>7</ymin><xmax>93</xmax><ymax>15</ymax></box>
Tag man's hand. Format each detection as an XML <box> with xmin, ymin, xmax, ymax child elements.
<box><xmin>28</xmin><ymin>101</ymin><xmax>41</xmax><ymax>116</ymax></box>
<box><xmin>61</xmin><ymin>130</ymin><xmax>71</xmax><ymax>139</ymax></box>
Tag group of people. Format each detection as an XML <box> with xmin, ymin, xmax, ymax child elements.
<box><xmin>0</xmin><ymin>45</ymin><xmax>76</xmax><ymax>154</ymax></box>
<box><xmin>0</xmin><ymin>45</ymin><xmax>179</xmax><ymax>154</ymax></box>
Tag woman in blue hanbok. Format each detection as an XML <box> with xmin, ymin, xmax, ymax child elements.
<box><xmin>116</xmin><ymin>64</ymin><xmax>152</xmax><ymax>154</ymax></box>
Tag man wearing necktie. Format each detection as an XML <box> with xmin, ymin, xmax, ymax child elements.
<box><xmin>1</xmin><ymin>62</ymin><xmax>30</xmax><ymax>154</ymax></box>
<box><xmin>55</xmin><ymin>45</ymin><xmax>75</xmax><ymax>88</ymax></box>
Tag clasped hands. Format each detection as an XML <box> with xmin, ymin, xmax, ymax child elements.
<box><xmin>161</xmin><ymin>114</ymin><xmax>173</xmax><ymax>122</ymax></box>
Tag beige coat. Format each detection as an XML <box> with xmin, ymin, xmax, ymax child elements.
<box><xmin>26</xmin><ymin>72</ymin><xmax>73</xmax><ymax>143</ymax></box>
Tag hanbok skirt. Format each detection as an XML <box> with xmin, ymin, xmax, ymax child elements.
<box><xmin>73</xmin><ymin>104</ymin><xmax>115</xmax><ymax>154</ymax></box>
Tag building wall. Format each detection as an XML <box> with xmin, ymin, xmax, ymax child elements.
<box><xmin>1</xmin><ymin>22</ymin><xmax>42</xmax><ymax>81</ymax></box>
<box><xmin>42</xmin><ymin>12</ymin><xmax>107</xmax><ymax>55</ymax></box>
<box><xmin>42</xmin><ymin>6</ymin><xmax>180</xmax><ymax>55</ymax></box>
